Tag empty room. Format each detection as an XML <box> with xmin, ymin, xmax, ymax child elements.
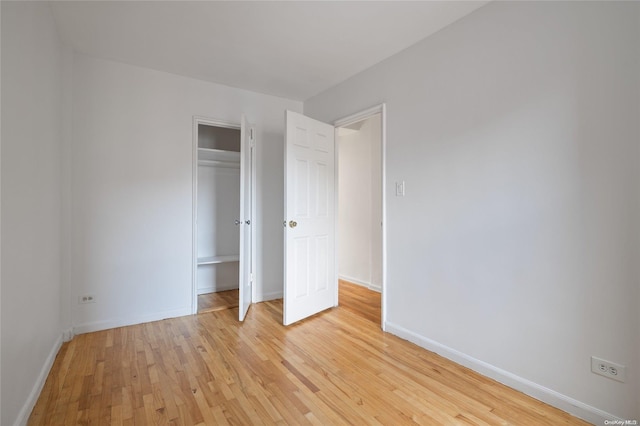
<box><xmin>1</xmin><ymin>1</ymin><xmax>638</xmax><ymax>425</ymax></box>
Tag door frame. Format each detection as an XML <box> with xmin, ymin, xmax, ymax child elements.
<box><xmin>191</xmin><ymin>116</ymin><xmax>256</xmax><ymax>314</ymax></box>
<box><xmin>333</xmin><ymin>104</ymin><xmax>387</xmax><ymax>330</ymax></box>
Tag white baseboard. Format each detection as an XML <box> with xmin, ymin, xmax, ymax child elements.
<box><xmin>384</xmin><ymin>321</ymin><xmax>622</xmax><ymax>425</ymax></box>
<box><xmin>257</xmin><ymin>290</ymin><xmax>282</xmax><ymax>302</ymax></box>
<box><xmin>73</xmin><ymin>307</ymin><xmax>192</xmax><ymax>335</ymax></box>
<box><xmin>338</xmin><ymin>275</ymin><xmax>381</xmax><ymax>293</ymax></box>
<box><xmin>62</xmin><ymin>327</ymin><xmax>74</xmax><ymax>342</ymax></box>
<box><xmin>14</xmin><ymin>333</ymin><xmax>63</xmax><ymax>426</ymax></box>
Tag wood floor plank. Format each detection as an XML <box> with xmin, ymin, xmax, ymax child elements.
<box><xmin>338</xmin><ymin>279</ymin><xmax>381</xmax><ymax>324</ymax></box>
<box><xmin>29</xmin><ymin>281</ymin><xmax>590</xmax><ymax>425</ymax></box>
<box><xmin>198</xmin><ymin>289</ymin><xmax>239</xmax><ymax>313</ymax></box>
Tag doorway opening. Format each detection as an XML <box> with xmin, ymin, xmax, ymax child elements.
<box><xmin>194</xmin><ymin>120</ymin><xmax>242</xmax><ymax>314</ymax></box>
<box><xmin>335</xmin><ymin>107</ymin><xmax>385</xmax><ymax>328</ymax></box>
<box><xmin>282</xmin><ymin>106</ymin><xmax>385</xmax><ymax>327</ymax></box>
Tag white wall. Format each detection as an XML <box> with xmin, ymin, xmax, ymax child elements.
<box><xmin>338</xmin><ymin>114</ymin><xmax>382</xmax><ymax>291</ymax></box>
<box><xmin>71</xmin><ymin>53</ymin><xmax>301</xmax><ymax>332</ymax></box>
<box><xmin>369</xmin><ymin>116</ymin><xmax>382</xmax><ymax>292</ymax></box>
<box><xmin>1</xmin><ymin>2</ymin><xmax>65</xmax><ymax>425</ymax></box>
<box><xmin>305</xmin><ymin>1</ymin><xmax>639</xmax><ymax>422</ymax></box>
<box><xmin>1</xmin><ymin>2</ymin><xmax>3</xmax><ymax>420</ymax></box>
<box><xmin>197</xmin><ymin>163</ymin><xmax>240</xmax><ymax>294</ymax></box>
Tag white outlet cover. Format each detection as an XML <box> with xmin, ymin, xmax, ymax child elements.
<box><xmin>78</xmin><ymin>294</ymin><xmax>96</xmax><ymax>304</ymax></box>
<box><xmin>591</xmin><ymin>356</ymin><xmax>626</xmax><ymax>383</ymax></box>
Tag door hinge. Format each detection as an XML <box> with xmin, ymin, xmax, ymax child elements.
<box><xmin>250</xmin><ymin>273</ymin><xmax>254</xmax><ymax>283</ymax></box>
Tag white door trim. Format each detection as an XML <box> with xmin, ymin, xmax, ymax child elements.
<box><xmin>334</xmin><ymin>104</ymin><xmax>385</xmax><ymax>128</ymax></box>
<box><xmin>250</xmin><ymin>126</ymin><xmax>258</xmax><ymax>304</ymax></box>
<box><xmin>333</xmin><ymin>103</ymin><xmax>387</xmax><ymax>330</ymax></box>
<box><xmin>239</xmin><ymin>116</ymin><xmax>255</xmax><ymax>321</ymax></box>
<box><xmin>192</xmin><ymin>116</ymin><xmax>245</xmax><ymax>315</ymax></box>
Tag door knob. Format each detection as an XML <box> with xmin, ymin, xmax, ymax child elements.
<box><xmin>289</xmin><ymin>220</ymin><xmax>297</xmax><ymax>228</ymax></box>
<box><xmin>234</xmin><ymin>220</ymin><xmax>241</xmax><ymax>225</ymax></box>
<box><xmin>245</xmin><ymin>220</ymin><xmax>251</xmax><ymax>225</ymax></box>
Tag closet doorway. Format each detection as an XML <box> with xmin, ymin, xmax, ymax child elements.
<box><xmin>193</xmin><ymin>117</ymin><xmax>255</xmax><ymax>320</ymax></box>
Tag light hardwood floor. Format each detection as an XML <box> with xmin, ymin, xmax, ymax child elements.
<box><xmin>29</xmin><ymin>282</ymin><xmax>589</xmax><ymax>425</ymax></box>
<box><xmin>198</xmin><ymin>290</ymin><xmax>239</xmax><ymax>314</ymax></box>
<box><xmin>338</xmin><ymin>279</ymin><xmax>381</xmax><ymax>325</ymax></box>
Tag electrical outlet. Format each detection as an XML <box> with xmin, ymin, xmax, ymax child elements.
<box><xmin>591</xmin><ymin>356</ymin><xmax>626</xmax><ymax>382</ymax></box>
<box><xmin>78</xmin><ymin>294</ymin><xmax>96</xmax><ymax>304</ymax></box>
<box><xmin>396</xmin><ymin>181</ymin><xmax>405</xmax><ymax>197</ymax></box>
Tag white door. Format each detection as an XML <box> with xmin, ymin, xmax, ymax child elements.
<box><xmin>239</xmin><ymin>115</ymin><xmax>254</xmax><ymax>321</ymax></box>
<box><xmin>284</xmin><ymin>110</ymin><xmax>336</xmax><ymax>325</ymax></box>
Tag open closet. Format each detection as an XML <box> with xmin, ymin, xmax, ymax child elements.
<box><xmin>197</xmin><ymin>124</ymin><xmax>241</xmax><ymax>311</ymax></box>
<box><xmin>193</xmin><ymin>116</ymin><xmax>255</xmax><ymax>321</ymax></box>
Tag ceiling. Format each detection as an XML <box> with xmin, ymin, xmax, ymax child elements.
<box><xmin>51</xmin><ymin>1</ymin><xmax>488</xmax><ymax>101</ymax></box>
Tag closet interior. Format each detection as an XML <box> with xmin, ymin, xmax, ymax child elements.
<box><xmin>196</xmin><ymin>124</ymin><xmax>241</xmax><ymax>310</ymax></box>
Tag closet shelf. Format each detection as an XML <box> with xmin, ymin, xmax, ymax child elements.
<box><xmin>197</xmin><ymin>255</ymin><xmax>240</xmax><ymax>265</ymax></box>
<box><xmin>198</xmin><ymin>148</ymin><xmax>240</xmax><ymax>163</ymax></box>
